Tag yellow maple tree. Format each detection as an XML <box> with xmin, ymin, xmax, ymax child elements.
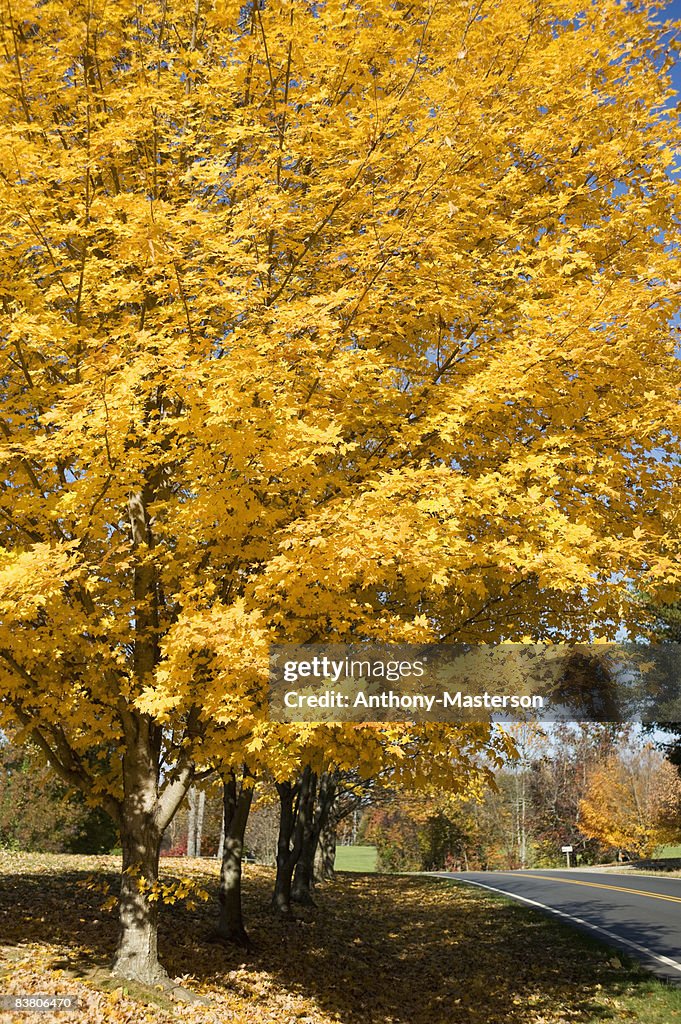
<box><xmin>0</xmin><ymin>0</ymin><xmax>680</xmax><ymax>984</ymax></box>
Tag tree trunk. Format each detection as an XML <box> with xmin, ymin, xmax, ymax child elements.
<box><xmin>315</xmin><ymin>820</ymin><xmax>337</xmax><ymax>882</ymax></box>
<box><xmin>272</xmin><ymin>766</ymin><xmax>312</xmax><ymax>915</ymax></box>
<box><xmin>210</xmin><ymin>770</ymin><xmax>254</xmax><ymax>945</ymax></box>
<box><xmin>187</xmin><ymin>786</ymin><xmax>198</xmax><ymax>857</ymax></box>
<box><xmin>195</xmin><ymin>789</ymin><xmax>205</xmax><ymax>857</ymax></box>
<box><xmin>291</xmin><ymin>773</ymin><xmax>318</xmax><ymax>906</ymax></box>
<box><xmin>272</xmin><ymin>781</ymin><xmax>296</xmax><ymax>915</ymax></box>
<box><xmin>293</xmin><ymin>771</ymin><xmax>338</xmax><ymax>904</ymax></box>
<box><xmin>110</xmin><ymin>489</ymin><xmax>198</xmax><ymax>984</ymax></box>
<box><xmin>114</xmin><ymin>818</ymin><xmax>164</xmax><ymax>985</ymax></box>
<box><xmin>292</xmin><ymin>843</ymin><xmax>315</xmax><ymax>903</ymax></box>
<box><xmin>112</xmin><ymin>720</ymin><xmax>166</xmax><ymax>986</ymax></box>
<box><xmin>216</xmin><ymin>802</ymin><xmax>225</xmax><ymax>861</ymax></box>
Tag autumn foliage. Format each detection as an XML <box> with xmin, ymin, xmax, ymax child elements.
<box><xmin>0</xmin><ymin>739</ymin><xmax>117</xmax><ymax>854</ymax></box>
<box><xmin>0</xmin><ymin>0</ymin><xmax>680</xmax><ymax>986</ymax></box>
<box><xmin>4</xmin><ymin>854</ymin><xmax>679</xmax><ymax>1024</ymax></box>
<box><xmin>579</xmin><ymin>744</ymin><xmax>681</xmax><ymax>859</ymax></box>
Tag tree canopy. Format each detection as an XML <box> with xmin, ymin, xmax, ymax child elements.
<box><xmin>0</xmin><ymin>0</ymin><xmax>679</xmax><ymax>984</ymax></box>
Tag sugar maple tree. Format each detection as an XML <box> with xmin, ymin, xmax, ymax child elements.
<box><xmin>262</xmin><ymin>721</ymin><xmax>507</xmax><ymax>916</ymax></box>
<box><xmin>0</xmin><ymin>0</ymin><xmax>680</xmax><ymax>987</ymax></box>
<box><xmin>204</xmin><ymin>717</ymin><xmax>510</xmax><ymax>944</ymax></box>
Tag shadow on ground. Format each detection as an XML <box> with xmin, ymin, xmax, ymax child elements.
<box><xmin>0</xmin><ymin>859</ymin><xmax>677</xmax><ymax>1024</ymax></box>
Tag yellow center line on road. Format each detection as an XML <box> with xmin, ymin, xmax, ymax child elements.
<box><xmin>503</xmin><ymin>872</ymin><xmax>681</xmax><ymax>905</ymax></box>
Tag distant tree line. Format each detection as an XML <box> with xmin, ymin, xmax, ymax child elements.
<box><xmin>0</xmin><ymin>738</ymin><xmax>117</xmax><ymax>854</ymax></box>
<box><xmin>360</xmin><ymin>725</ymin><xmax>681</xmax><ymax>872</ymax></box>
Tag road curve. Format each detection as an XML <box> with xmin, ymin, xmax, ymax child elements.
<box><xmin>436</xmin><ymin>869</ymin><xmax>681</xmax><ymax>982</ymax></box>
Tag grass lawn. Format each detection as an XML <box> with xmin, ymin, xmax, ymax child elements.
<box><xmin>334</xmin><ymin>845</ymin><xmax>378</xmax><ymax>872</ymax></box>
<box><xmin>653</xmin><ymin>845</ymin><xmax>681</xmax><ymax>859</ymax></box>
<box><xmin>0</xmin><ymin>852</ymin><xmax>680</xmax><ymax>1023</ymax></box>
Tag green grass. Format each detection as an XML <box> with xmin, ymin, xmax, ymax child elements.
<box><xmin>334</xmin><ymin>844</ymin><xmax>378</xmax><ymax>872</ymax></box>
<box><xmin>654</xmin><ymin>845</ymin><xmax>681</xmax><ymax>859</ymax></box>
<box><xmin>612</xmin><ymin>982</ymin><xmax>681</xmax><ymax>1024</ymax></box>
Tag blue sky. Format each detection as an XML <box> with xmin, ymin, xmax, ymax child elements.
<box><xmin>662</xmin><ymin>0</ymin><xmax>681</xmax><ymax>95</ymax></box>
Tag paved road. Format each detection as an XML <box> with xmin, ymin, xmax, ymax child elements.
<box><xmin>437</xmin><ymin>869</ymin><xmax>681</xmax><ymax>982</ymax></box>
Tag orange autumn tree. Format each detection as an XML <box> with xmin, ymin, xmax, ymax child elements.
<box><xmin>579</xmin><ymin>743</ymin><xmax>681</xmax><ymax>858</ymax></box>
<box><xmin>0</xmin><ymin>0</ymin><xmax>680</xmax><ymax>986</ymax></box>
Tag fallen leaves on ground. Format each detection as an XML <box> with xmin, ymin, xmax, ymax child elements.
<box><xmin>0</xmin><ymin>853</ymin><xmax>679</xmax><ymax>1024</ymax></box>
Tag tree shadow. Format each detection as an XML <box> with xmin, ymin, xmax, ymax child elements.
<box><xmin>0</xmin><ymin>864</ymin><xmax>676</xmax><ymax>1024</ymax></box>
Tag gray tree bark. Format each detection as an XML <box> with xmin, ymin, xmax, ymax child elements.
<box><xmin>314</xmin><ymin>819</ymin><xmax>337</xmax><ymax>883</ymax></box>
<box><xmin>187</xmin><ymin>786</ymin><xmax>198</xmax><ymax>857</ymax></box>
<box><xmin>292</xmin><ymin>771</ymin><xmax>336</xmax><ymax>904</ymax></box>
<box><xmin>216</xmin><ymin>803</ymin><xmax>225</xmax><ymax>860</ymax></box>
<box><xmin>209</xmin><ymin>769</ymin><xmax>254</xmax><ymax>945</ymax></box>
<box><xmin>291</xmin><ymin>772</ymin><xmax>318</xmax><ymax>905</ymax></box>
<box><xmin>195</xmin><ymin>790</ymin><xmax>205</xmax><ymax>857</ymax></box>
<box><xmin>112</xmin><ymin>710</ymin><xmax>194</xmax><ymax>985</ymax></box>
<box><xmin>111</xmin><ymin>485</ymin><xmax>198</xmax><ymax>984</ymax></box>
<box><xmin>115</xmin><ymin>816</ymin><xmax>164</xmax><ymax>985</ymax></box>
<box><xmin>272</xmin><ymin>766</ymin><xmax>312</xmax><ymax>915</ymax></box>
